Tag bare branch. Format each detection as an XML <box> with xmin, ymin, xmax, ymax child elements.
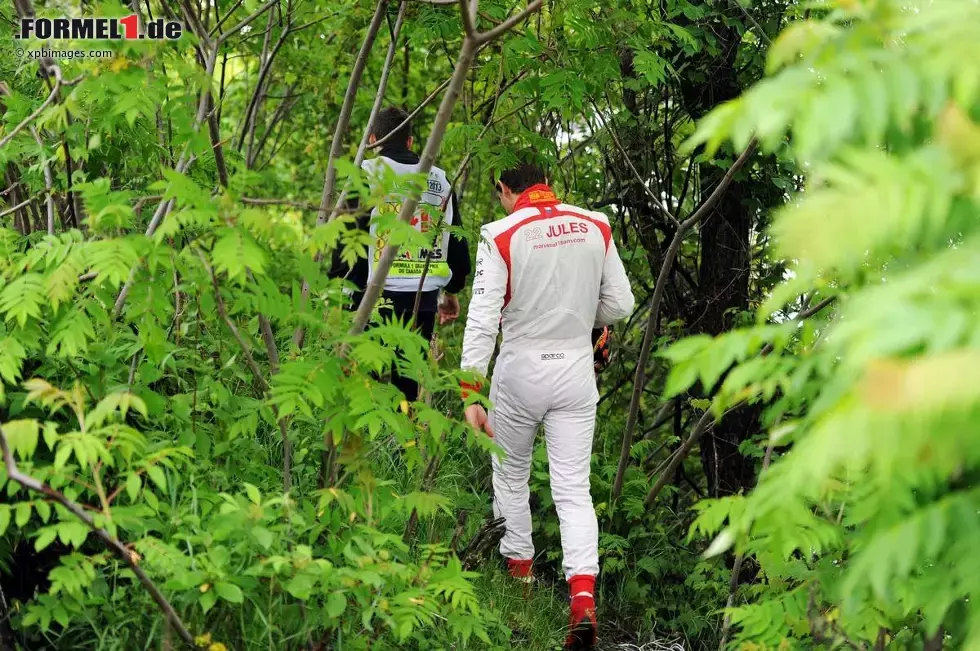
<box><xmin>592</xmin><ymin>102</ymin><xmax>679</xmax><ymax>226</ymax></box>
<box><xmin>0</xmin><ymin>75</ymin><xmax>72</xmax><ymax>150</ymax></box>
<box><xmin>28</xmin><ymin>126</ymin><xmax>56</xmax><ymax>235</ymax></box>
<box><xmin>611</xmin><ymin>138</ymin><xmax>758</xmax><ymax>503</ymax></box>
<box><xmin>315</xmin><ymin>0</ymin><xmax>390</xmax><ymax>227</ymax></box>
<box><xmin>458</xmin><ymin>0</ymin><xmax>477</xmax><ymax>39</ymax></box>
<box><xmin>476</xmin><ymin>0</ymin><xmax>543</xmax><ymax>44</ymax></box>
<box><xmin>216</xmin><ymin>0</ymin><xmax>280</xmax><ymax>45</ymax></box>
<box><xmin>0</xmin><ymin>423</ymin><xmax>195</xmax><ymax>647</ymax></box>
<box><xmin>241</xmin><ymin>196</ymin><xmax>318</xmax><ymax>210</ymax></box>
<box><xmin>0</xmin><ymin>196</ymin><xmax>35</xmax><ymax>219</ymax></box>
<box><xmin>208</xmin><ymin>0</ymin><xmax>245</xmax><ymax>35</ymax></box>
<box><xmin>239</xmin><ymin>13</ymin><xmax>293</xmax><ymax>156</ymax></box>
<box><xmin>681</xmin><ymin>138</ymin><xmax>757</xmax><ymax>231</ymax></box>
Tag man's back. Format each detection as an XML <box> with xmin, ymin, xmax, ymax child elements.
<box><xmin>462</xmin><ymin>184</ymin><xmax>634</xmax><ymax>377</ymax></box>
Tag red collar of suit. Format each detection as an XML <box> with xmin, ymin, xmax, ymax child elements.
<box><xmin>512</xmin><ymin>184</ymin><xmax>560</xmax><ymax>212</ymax></box>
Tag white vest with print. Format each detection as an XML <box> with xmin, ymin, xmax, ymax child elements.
<box><xmin>362</xmin><ymin>156</ymin><xmax>455</xmax><ymax>294</ymax></box>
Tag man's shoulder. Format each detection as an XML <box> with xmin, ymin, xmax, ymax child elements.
<box><xmin>556</xmin><ymin>202</ymin><xmax>610</xmax><ymax>224</ymax></box>
<box><xmin>481</xmin><ymin>207</ymin><xmax>542</xmax><ymax>238</ymax></box>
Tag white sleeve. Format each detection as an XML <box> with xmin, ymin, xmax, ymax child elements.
<box><xmin>461</xmin><ymin>228</ymin><xmax>507</xmax><ymax>377</ymax></box>
<box><xmin>595</xmin><ymin>236</ymin><xmax>635</xmax><ymax>328</ymax></box>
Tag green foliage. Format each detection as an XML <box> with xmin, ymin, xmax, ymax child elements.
<box><xmin>671</xmin><ymin>0</ymin><xmax>980</xmax><ymax>647</ymax></box>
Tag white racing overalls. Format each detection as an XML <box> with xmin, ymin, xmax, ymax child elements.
<box><xmin>460</xmin><ymin>184</ymin><xmax>635</xmax><ymax>579</ymax></box>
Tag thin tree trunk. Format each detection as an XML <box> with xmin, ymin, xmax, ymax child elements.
<box><xmin>610</xmin><ymin>141</ymin><xmax>757</xmax><ymax>503</ymax></box>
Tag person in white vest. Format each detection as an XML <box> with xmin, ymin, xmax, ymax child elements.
<box><xmin>330</xmin><ymin>107</ymin><xmax>471</xmax><ymax>402</ymax></box>
<box><xmin>458</xmin><ymin>158</ymin><xmax>635</xmax><ymax>651</ymax></box>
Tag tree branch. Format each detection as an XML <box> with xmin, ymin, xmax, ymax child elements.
<box><xmin>611</xmin><ymin>138</ymin><xmax>758</xmax><ymax>503</ymax></box>
<box><xmin>0</xmin><ymin>423</ymin><xmax>195</xmax><ymax>647</ymax></box>
<box><xmin>315</xmin><ymin>0</ymin><xmax>390</xmax><ymax>228</ymax></box>
<box><xmin>0</xmin><ymin>196</ymin><xmax>35</xmax><ymax>219</ymax></box>
<box><xmin>458</xmin><ymin>0</ymin><xmax>477</xmax><ymax>39</ymax></box>
<box><xmin>591</xmin><ymin>100</ymin><xmax>679</xmax><ymax>226</ymax></box>
<box><xmin>476</xmin><ymin>0</ymin><xmax>542</xmax><ymax>43</ymax></box>
<box><xmin>215</xmin><ymin>0</ymin><xmax>279</xmax><ymax>44</ymax></box>
<box><xmin>195</xmin><ymin>248</ymin><xmax>269</xmax><ymax>392</ymax></box>
<box><xmin>0</xmin><ymin>73</ymin><xmax>71</xmax><ymax>150</ymax></box>
<box><xmin>112</xmin><ymin>49</ymin><xmax>218</xmax><ymax>317</ymax></box>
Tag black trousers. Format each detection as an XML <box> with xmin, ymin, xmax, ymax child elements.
<box><xmin>376</xmin><ymin>307</ymin><xmax>436</xmax><ymax>403</ymax></box>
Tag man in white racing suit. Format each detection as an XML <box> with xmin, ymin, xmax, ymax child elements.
<box><xmin>459</xmin><ymin>159</ymin><xmax>635</xmax><ymax>650</ymax></box>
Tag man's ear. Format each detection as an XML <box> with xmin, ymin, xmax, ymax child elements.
<box><xmin>407</xmin><ymin>136</ymin><xmax>414</xmax><ymax>149</ymax></box>
<box><xmin>368</xmin><ymin>134</ymin><xmax>377</xmax><ymax>145</ymax></box>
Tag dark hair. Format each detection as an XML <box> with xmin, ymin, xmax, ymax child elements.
<box><xmin>371</xmin><ymin>107</ymin><xmax>412</xmax><ymax>146</ymax></box>
<box><xmin>495</xmin><ymin>156</ymin><xmax>546</xmax><ymax>194</ymax></box>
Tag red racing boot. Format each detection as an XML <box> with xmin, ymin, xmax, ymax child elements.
<box><xmin>564</xmin><ymin>575</ymin><xmax>597</xmax><ymax>650</ymax></box>
<box><xmin>507</xmin><ymin>558</ymin><xmax>534</xmax><ymax>583</ymax></box>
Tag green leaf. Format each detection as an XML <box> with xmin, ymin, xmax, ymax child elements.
<box><xmin>244</xmin><ymin>482</ymin><xmax>261</xmax><ymax>505</ymax></box>
<box><xmin>251</xmin><ymin>527</ymin><xmax>274</xmax><ymax>550</ymax></box>
<box><xmin>0</xmin><ymin>507</ymin><xmax>10</xmax><ymax>535</ymax></box>
<box><xmin>3</xmin><ymin>419</ymin><xmax>40</xmax><ymax>460</ymax></box>
<box><xmin>147</xmin><ymin>465</ymin><xmax>167</xmax><ymax>493</ymax></box>
<box><xmin>212</xmin><ymin>227</ymin><xmax>268</xmax><ymax>282</ymax></box>
<box><xmin>286</xmin><ymin>572</ymin><xmax>316</xmax><ymax>600</ymax></box>
<box><xmin>326</xmin><ymin>591</ymin><xmax>346</xmax><ymax>618</ymax></box>
<box><xmin>199</xmin><ymin>588</ymin><xmax>217</xmax><ymax>614</ymax></box>
<box><xmin>125</xmin><ymin>473</ymin><xmax>141</xmax><ymax>502</ymax></box>
<box><xmin>0</xmin><ymin>274</ymin><xmax>46</xmax><ymax>327</ymax></box>
<box><xmin>214</xmin><ymin>582</ymin><xmax>243</xmax><ymax>604</ymax></box>
<box><xmin>15</xmin><ymin>502</ymin><xmax>31</xmax><ymax>528</ymax></box>
<box><xmin>633</xmin><ymin>50</ymin><xmax>669</xmax><ymax>87</ymax></box>
<box><xmin>35</xmin><ymin>527</ymin><xmax>57</xmax><ymax>551</ymax></box>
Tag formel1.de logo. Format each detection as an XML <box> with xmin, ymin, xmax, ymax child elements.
<box><xmin>16</xmin><ymin>16</ymin><xmax>183</xmax><ymax>40</ymax></box>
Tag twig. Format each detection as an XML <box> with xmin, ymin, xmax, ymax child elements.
<box><xmin>0</xmin><ymin>196</ymin><xmax>35</xmax><ymax>219</ymax></box>
<box><xmin>215</xmin><ymin>0</ymin><xmax>280</xmax><ymax>44</ymax></box>
<box><xmin>208</xmin><ymin>0</ymin><xmax>245</xmax><ymax>35</ymax></box>
<box><xmin>194</xmin><ymin>248</ymin><xmax>269</xmax><ymax>393</ymax></box>
<box><xmin>238</xmin><ymin>10</ymin><xmax>293</xmax><ymax>155</ymax></box>
<box><xmin>315</xmin><ymin>0</ymin><xmax>390</xmax><ymax>227</ymax></box>
<box><xmin>0</xmin><ymin>75</ymin><xmax>70</xmax><ymax>150</ymax></box>
<box><xmin>592</xmin><ymin>102</ymin><xmax>679</xmax><ymax>226</ymax></box>
<box><xmin>758</xmin><ymin>296</ymin><xmax>836</xmax><ymax>355</ymax></box>
<box><xmin>0</xmin><ymin>423</ymin><xmax>195</xmax><ymax>647</ymax></box>
<box><xmin>29</xmin><ymin>126</ymin><xmax>56</xmax><ymax>235</ymax></box>
<box><xmin>240</xmin><ymin>197</ymin><xmax>318</xmax><ymax>209</ymax></box>
<box><xmin>611</xmin><ymin>138</ymin><xmax>758</xmax><ymax>503</ymax></box>
<box><xmin>475</xmin><ymin>0</ymin><xmax>542</xmax><ymax>43</ymax></box>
